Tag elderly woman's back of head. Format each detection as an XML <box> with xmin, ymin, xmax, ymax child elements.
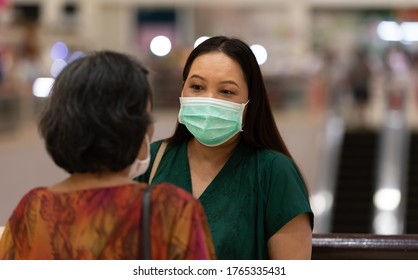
<box><xmin>38</xmin><ymin>51</ymin><xmax>152</xmax><ymax>174</ymax></box>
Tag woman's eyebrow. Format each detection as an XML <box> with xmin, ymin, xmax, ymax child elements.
<box><xmin>220</xmin><ymin>80</ymin><xmax>240</xmax><ymax>88</ymax></box>
<box><xmin>189</xmin><ymin>74</ymin><xmax>206</xmax><ymax>81</ymax></box>
<box><xmin>189</xmin><ymin>74</ymin><xmax>240</xmax><ymax>88</ymax></box>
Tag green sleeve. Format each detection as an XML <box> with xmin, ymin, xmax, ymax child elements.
<box><xmin>263</xmin><ymin>153</ymin><xmax>314</xmax><ymax>238</ymax></box>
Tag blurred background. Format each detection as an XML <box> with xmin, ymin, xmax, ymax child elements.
<box><xmin>1</xmin><ymin>0</ymin><xmax>418</xmax><ymax>235</ymax></box>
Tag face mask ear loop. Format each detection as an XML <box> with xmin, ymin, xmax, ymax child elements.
<box><xmin>128</xmin><ymin>134</ymin><xmax>151</xmax><ymax>179</ymax></box>
<box><xmin>242</xmin><ymin>100</ymin><xmax>250</xmax><ymax>129</ymax></box>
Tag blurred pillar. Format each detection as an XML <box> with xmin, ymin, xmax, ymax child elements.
<box><xmin>372</xmin><ymin>90</ymin><xmax>409</xmax><ymax>234</ymax></box>
<box><xmin>176</xmin><ymin>8</ymin><xmax>196</xmax><ymax>49</ymax></box>
<box><xmin>288</xmin><ymin>1</ymin><xmax>310</xmax><ymax>69</ymax></box>
<box><xmin>311</xmin><ymin>111</ymin><xmax>345</xmax><ymax>233</ymax></box>
<box><xmin>40</xmin><ymin>0</ymin><xmax>66</xmax><ymax>29</ymax></box>
<box><xmin>78</xmin><ymin>0</ymin><xmax>100</xmax><ymax>49</ymax></box>
<box><xmin>80</xmin><ymin>0</ymin><xmax>135</xmax><ymax>53</ymax></box>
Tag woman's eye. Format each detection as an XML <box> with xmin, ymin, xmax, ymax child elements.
<box><xmin>221</xmin><ymin>89</ymin><xmax>234</xmax><ymax>95</ymax></box>
<box><xmin>191</xmin><ymin>85</ymin><xmax>203</xmax><ymax>90</ymax></box>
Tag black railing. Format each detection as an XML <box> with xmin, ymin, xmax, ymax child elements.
<box><xmin>312</xmin><ymin>233</ymin><xmax>418</xmax><ymax>260</ymax></box>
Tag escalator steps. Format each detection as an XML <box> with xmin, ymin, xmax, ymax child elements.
<box><xmin>332</xmin><ymin>130</ymin><xmax>378</xmax><ymax>233</ymax></box>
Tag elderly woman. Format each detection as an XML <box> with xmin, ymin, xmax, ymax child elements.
<box><xmin>0</xmin><ymin>51</ymin><xmax>215</xmax><ymax>260</ymax></box>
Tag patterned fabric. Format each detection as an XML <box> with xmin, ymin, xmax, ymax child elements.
<box><xmin>0</xmin><ymin>182</ymin><xmax>216</xmax><ymax>260</ymax></box>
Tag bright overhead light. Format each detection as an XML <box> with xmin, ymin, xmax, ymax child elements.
<box><xmin>150</xmin><ymin>35</ymin><xmax>172</xmax><ymax>57</ymax></box>
<box><xmin>33</xmin><ymin>77</ymin><xmax>55</xmax><ymax>98</ymax></box>
<box><xmin>194</xmin><ymin>36</ymin><xmax>210</xmax><ymax>48</ymax></box>
<box><xmin>377</xmin><ymin>21</ymin><xmax>402</xmax><ymax>41</ymax></box>
<box><xmin>250</xmin><ymin>44</ymin><xmax>268</xmax><ymax>65</ymax></box>
<box><xmin>311</xmin><ymin>190</ymin><xmax>334</xmax><ymax>216</ymax></box>
<box><xmin>50</xmin><ymin>59</ymin><xmax>67</xmax><ymax>78</ymax></box>
<box><xmin>373</xmin><ymin>188</ymin><xmax>401</xmax><ymax>211</ymax></box>
<box><xmin>401</xmin><ymin>22</ymin><xmax>418</xmax><ymax>41</ymax></box>
<box><xmin>50</xmin><ymin>41</ymin><xmax>69</xmax><ymax>60</ymax></box>
<box><xmin>377</xmin><ymin>21</ymin><xmax>418</xmax><ymax>42</ymax></box>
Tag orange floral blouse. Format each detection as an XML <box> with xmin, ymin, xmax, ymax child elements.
<box><xmin>0</xmin><ymin>182</ymin><xmax>216</xmax><ymax>260</ymax></box>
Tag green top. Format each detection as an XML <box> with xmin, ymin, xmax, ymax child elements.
<box><xmin>137</xmin><ymin>139</ymin><xmax>313</xmax><ymax>260</ymax></box>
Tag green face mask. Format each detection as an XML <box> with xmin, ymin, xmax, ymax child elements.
<box><xmin>178</xmin><ymin>97</ymin><xmax>249</xmax><ymax>147</ymax></box>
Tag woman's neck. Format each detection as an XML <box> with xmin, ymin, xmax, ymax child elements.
<box><xmin>48</xmin><ymin>170</ymin><xmax>135</xmax><ymax>193</ymax></box>
<box><xmin>187</xmin><ymin>135</ymin><xmax>240</xmax><ymax>164</ymax></box>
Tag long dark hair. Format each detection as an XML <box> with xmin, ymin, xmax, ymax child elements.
<box><xmin>169</xmin><ymin>36</ymin><xmax>293</xmax><ymax>159</ymax></box>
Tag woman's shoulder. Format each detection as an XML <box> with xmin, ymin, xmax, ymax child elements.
<box><xmin>149</xmin><ymin>139</ymin><xmax>177</xmax><ymax>157</ymax></box>
<box><xmin>237</xmin><ymin>143</ymin><xmax>298</xmax><ymax>176</ymax></box>
<box><xmin>150</xmin><ymin>139</ymin><xmax>164</xmax><ymax>154</ymax></box>
<box><xmin>150</xmin><ymin>139</ymin><xmax>164</xmax><ymax>147</ymax></box>
<box><xmin>150</xmin><ymin>139</ymin><xmax>184</xmax><ymax>152</ymax></box>
<box><xmin>251</xmin><ymin>148</ymin><xmax>304</xmax><ymax>186</ymax></box>
<box><xmin>6</xmin><ymin>187</ymin><xmax>48</xmax><ymax>222</ymax></box>
<box><xmin>17</xmin><ymin>187</ymin><xmax>49</xmax><ymax>203</ymax></box>
<box><xmin>254</xmin><ymin>148</ymin><xmax>295</xmax><ymax>168</ymax></box>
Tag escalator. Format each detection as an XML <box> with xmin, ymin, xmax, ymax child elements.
<box><xmin>331</xmin><ymin>129</ymin><xmax>378</xmax><ymax>233</ymax></box>
<box><xmin>331</xmin><ymin>107</ymin><xmax>410</xmax><ymax>234</ymax></box>
<box><xmin>406</xmin><ymin>132</ymin><xmax>418</xmax><ymax>233</ymax></box>
<box><xmin>313</xmin><ymin>105</ymin><xmax>410</xmax><ymax>234</ymax></box>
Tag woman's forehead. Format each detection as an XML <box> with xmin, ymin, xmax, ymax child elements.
<box><xmin>188</xmin><ymin>52</ymin><xmax>246</xmax><ymax>82</ymax></box>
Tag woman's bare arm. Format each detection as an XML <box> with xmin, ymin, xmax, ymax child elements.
<box><xmin>267</xmin><ymin>212</ymin><xmax>312</xmax><ymax>259</ymax></box>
